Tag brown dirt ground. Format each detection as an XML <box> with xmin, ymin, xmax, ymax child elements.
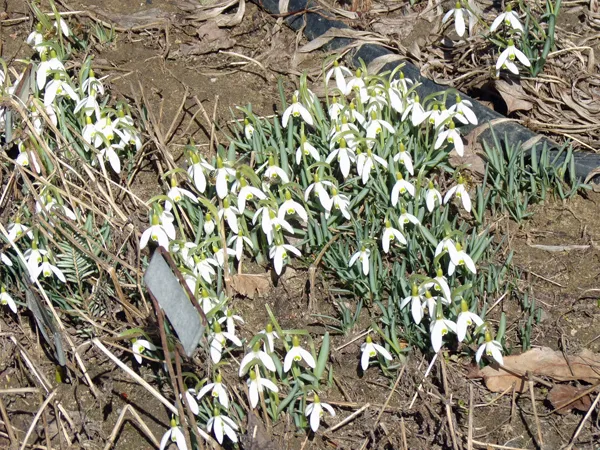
<box><xmin>0</xmin><ymin>0</ymin><xmax>599</xmax><ymax>449</ymax></box>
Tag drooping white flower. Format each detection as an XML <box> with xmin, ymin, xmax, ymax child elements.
<box><xmin>425</xmin><ymin>182</ymin><xmax>443</xmax><ymax>212</ymax></box>
<box><xmin>422</xmin><ymin>290</ymin><xmax>448</xmax><ymax>319</ymax></box>
<box><xmin>0</xmin><ymin>253</ymin><xmax>11</xmax><ymax>267</ymax></box>
<box><xmin>365</xmin><ymin>114</ymin><xmax>395</xmax><ymax>142</ymax></box>
<box><xmin>490</xmin><ymin>6</ymin><xmax>523</xmax><ymax>33</ymax></box>
<box><xmin>243</xmin><ymin>119</ymin><xmax>254</xmax><ymax>140</ymax></box>
<box><xmin>449</xmin><ymin>95</ymin><xmax>478</xmax><ymax>125</ymax></box>
<box><xmin>496</xmin><ymin>39</ymin><xmax>531</xmax><ymax>75</ymax></box>
<box><xmin>227</xmin><ymin>232</ymin><xmax>253</xmax><ymax>261</ymax></box>
<box><xmin>381</xmin><ymin>221</ymin><xmax>407</xmax><ymax>253</ymax></box>
<box><xmin>398</xmin><ymin>209</ymin><xmax>420</xmax><ymax>230</ymax></box>
<box><xmin>328</xmin><ymin>188</ymin><xmax>351</xmax><ymax>220</ymax></box>
<box><xmin>344</xmin><ymin>68</ymin><xmax>366</xmax><ymax>96</ymax></box>
<box><xmin>263</xmin><ymin>157</ymin><xmax>290</xmax><ymax>184</ymax></box>
<box><xmin>442</xmin><ymin>2</ymin><xmax>476</xmax><ymax>37</ymax></box>
<box><xmin>187</xmin><ymin>153</ymin><xmax>207</xmax><ymax>193</ymax></box>
<box><xmin>430</xmin><ymin>312</ymin><xmax>457</xmax><ymax>353</ymax></box>
<box><xmin>305</xmin><ymin>394</ymin><xmax>335</xmax><ymax>432</ymax></box>
<box><xmin>6</xmin><ymin>219</ymin><xmax>32</xmax><ymax>242</ymax></box>
<box><xmin>31</xmin><ymin>103</ymin><xmax>58</xmax><ymax>133</ymax></box>
<box><xmin>167</xmin><ymin>179</ymin><xmax>198</xmax><ymax>207</ymax></box>
<box><xmin>198</xmin><ymin>288</ymin><xmax>219</xmax><ymax>314</ymax></box>
<box><xmin>349</xmin><ymin>246</ymin><xmax>370</xmax><ymax>275</ymax></box>
<box><xmin>31</xmin><ymin>257</ymin><xmax>66</xmax><ymax>283</ymax></box>
<box><xmin>296</xmin><ymin>136</ymin><xmax>320</xmax><ymax>165</ymax></box>
<box><xmin>53</xmin><ymin>18</ymin><xmax>70</xmax><ymax>36</ymax></box>
<box><xmin>180</xmin><ymin>389</ymin><xmax>199</xmax><ymax>416</ymax></box>
<box><xmin>0</xmin><ymin>286</ymin><xmax>17</xmax><ymax>314</ymax></box>
<box><xmin>421</xmin><ymin>268</ymin><xmax>452</xmax><ymax>304</ymax></box>
<box><xmin>193</xmin><ymin>255</ymin><xmax>218</xmax><ymax>284</ymax></box>
<box><xmin>253</xmin><ymin>206</ymin><xmax>276</xmax><ymax>240</ymax></box>
<box><xmin>402</xmin><ymin>95</ymin><xmax>431</xmax><ymax>126</ymax></box>
<box><xmin>360</xmin><ymin>335</ymin><xmax>393</xmax><ymax>370</ymax></box>
<box><xmin>197</xmin><ymin>373</ymin><xmax>229</xmax><ymax>408</ymax></box>
<box><xmin>97</xmin><ymin>142</ymin><xmax>124</xmax><ymax>174</ymax></box>
<box><xmin>391</xmin><ymin>173</ymin><xmax>415</xmax><ymax>206</ymax></box>
<box><xmin>36</xmin><ymin>51</ymin><xmax>65</xmax><ymax>90</ymax></box>
<box><xmin>344</xmin><ymin>101</ymin><xmax>366</xmax><ymax>125</ymax></box>
<box><xmin>132</xmin><ymin>338</ymin><xmax>157</xmax><ymax>364</ymax></box>
<box><xmin>44</xmin><ymin>75</ymin><xmax>80</xmax><ymax>106</ymax></box>
<box><xmin>239</xmin><ymin>342</ymin><xmax>277</xmax><ymax>376</ymax></box>
<box><xmin>279</xmin><ymin>191</ymin><xmax>308</xmax><ymax>222</ymax></box>
<box><xmin>205</xmin><ymin>156</ymin><xmax>236</xmax><ymax>199</ymax></box>
<box><xmin>435</xmin><ymin>122</ymin><xmax>464</xmax><ymax>156</ymax></box>
<box><xmin>476</xmin><ymin>329</ymin><xmax>504</xmax><ymax>365</ymax></box>
<box><xmin>27</xmin><ymin>24</ymin><xmax>44</xmax><ymax>52</ymax></box>
<box><xmin>203</xmin><ymin>212</ymin><xmax>216</xmax><ymax>236</ymax></box>
<box><xmin>269</xmin><ymin>241</ymin><xmax>301</xmax><ymax>275</ymax></box>
<box><xmin>435</xmin><ymin>236</ymin><xmax>458</xmax><ymax>259</ymax></box>
<box><xmin>218</xmin><ymin>309</ymin><xmax>244</xmax><ymax>336</ymax></box>
<box><xmin>328</xmin><ymin>97</ymin><xmax>344</xmax><ymax>121</ymax></box>
<box><xmin>444</xmin><ymin>178</ymin><xmax>471</xmax><ymax>212</ymax></box>
<box><xmin>218</xmin><ymin>198</ymin><xmax>240</xmax><ymax>234</ymax></box>
<box><xmin>81</xmin><ymin>69</ymin><xmax>105</xmax><ymax>96</ymax></box>
<box><xmin>284</xmin><ymin>336</ymin><xmax>316</xmax><ymax>372</ymax></box>
<box><xmin>356</xmin><ymin>149</ymin><xmax>388</xmax><ymax>185</ymax></box>
<box><xmin>247</xmin><ymin>369</ymin><xmax>279</xmax><ymax>408</ymax></box>
<box><xmin>140</xmin><ymin>214</ymin><xmax>176</xmax><ymax>249</ymax></box>
<box><xmin>326</xmin><ymin>138</ymin><xmax>355</xmax><ymax>179</ymax></box>
<box><xmin>260</xmin><ymin>324</ymin><xmax>279</xmax><ymax>353</ymax></box>
<box><xmin>16</xmin><ymin>146</ymin><xmax>41</xmax><ymax>174</ymax></box>
<box><xmin>448</xmin><ymin>242</ymin><xmax>477</xmax><ymax>275</ymax></box>
<box><xmin>209</xmin><ymin>322</ymin><xmax>242</xmax><ymax>364</ymax></box>
<box><xmin>207</xmin><ymin>409</ymin><xmax>238</xmax><ymax>444</ymax></box>
<box><xmin>393</xmin><ymin>143</ymin><xmax>414</xmax><ymax>175</ymax></box>
<box><xmin>305</xmin><ymin>174</ymin><xmax>333</xmax><ymax>211</ymax></box>
<box><xmin>24</xmin><ymin>243</ymin><xmax>46</xmax><ymax>275</ymax></box>
<box><xmin>389</xmin><ymin>74</ymin><xmax>413</xmax><ymax>114</ymax></box>
<box><xmin>400</xmin><ymin>284</ymin><xmax>425</xmax><ymax>325</ymax></box>
<box><xmin>282</xmin><ymin>93</ymin><xmax>313</xmax><ymax>128</ymax></box>
<box><xmin>326</xmin><ymin>60</ymin><xmax>353</xmax><ymax>94</ymax></box>
<box><xmin>237</xmin><ymin>179</ymin><xmax>266</xmax><ymax>213</ymax></box>
<box><xmin>456</xmin><ymin>299</ymin><xmax>484</xmax><ymax>342</ymax></box>
<box><xmin>159</xmin><ymin>418</ymin><xmax>187</xmax><ymax>450</ymax></box>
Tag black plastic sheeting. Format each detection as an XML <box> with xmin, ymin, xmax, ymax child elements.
<box><xmin>254</xmin><ymin>0</ymin><xmax>600</xmax><ymax>183</ymax></box>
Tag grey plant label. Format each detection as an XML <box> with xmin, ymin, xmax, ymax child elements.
<box><xmin>144</xmin><ymin>251</ymin><xmax>204</xmax><ymax>356</ymax></box>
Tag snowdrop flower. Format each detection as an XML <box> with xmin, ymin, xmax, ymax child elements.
<box><xmin>435</xmin><ymin>236</ymin><xmax>458</xmax><ymax>258</ymax></box>
<box><xmin>31</xmin><ymin>256</ymin><xmax>66</xmax><ymax>283</ymax></box>
<box><xmin>398</xmin><ymin>208</ymin><xmax>420</xmax><ymax>229</ymax></box>
<box><xmin>243</xmin><ymin>118</ymin><xmax>254</xmax><ymax>140</ymax></box>
<box><xmin>98</xmin><ymin>142</ymin><xmax>124</xmax><ymax>174</ymax></box>
<box><xmin>207</xmin><ymin>408</ymin><xmax>238</xmax><ymax>444</ymax></box>
<box><xmin>430</xmin><ymin>310</ymin><xmax>457</xmax><ymax>353</ymax></box>
<box><xmin>382</xmin><ymin>221</ymin><xmax>407</xmax><ymax>253</ymax></box>
<box><xmin>345</xmin><ymin>68</ymin><xmax>366</xmax><ymax>95</ymax></box>
<box><xmin>305</xmin><ymin>394</ymin><xmax>335</xmax><ymax>432</ymax></box>
<box><xmin>456</xmin><ymin>299</ymin><xmax>484</xmax><ymax>342</ymax></box>
<box><xmin>444</xmin><ymin>177</ymin><xmax>471</xmax><ymax>212</ymax></box>
<box><xmin>442</xmin><ymin>2</ymin><xmax>475</xmax><ymax>37</ymax></box>
<box><xmin>330</xmin><ymin>118</ymin><xmax>360</xmax><ymax>150</ymax></box>
<box><xmin>193</xmin><ymin>255</ymin><xmax>218</xmax><ymax>284</ymax></box>
<box><xmin>425</xmin><ymin>181</ymin><xmax>443</xmax><ymax>212</ymax></box>
<box><xmin>203</xmin><ymin>213</ymin><xmax>216</xmax><ymax>236</ymax></box>
<box><xmin>44</xmin><ymin>74</ymin><xmax>80</xmax><ymax>106</ymax></box>
<box><xmin>16</xmin><ymin>147</ymin><xmax>41</xmax><ymax>174</ymax></box>
<box><xmin>74</xmin><ymin>90</ymin><xmax>101</xmax><ymax>119</ymax></box>
<box><xmin>218</xmin><ymin>198</ymin><xmax>240</xmax><ymax>234</ymax></box>
<box><xmin>476</xmin><ymin>329</ymin><xmax>504</xmax><ymax>365</ymax></box>
<box><xmin>365</xmin><ymin>113</ymin><xmax>395</xmax><ymax>142</ymax></box>
<box><xmin>328</xmin><ymin>188</ymin><xmax>351</xmax><ymax>220</ymax></box>
<box><xmin>36</xmin><ymin>192</ymin><xmax>77</xmax><ymax>221</ymax></box>
<box><xmin>328</xmin><ymin>96</ymin><xmax>344</xmax><ymax>121</ymax></box>
<box><xmin>326</xmin><ymin>60</ymin><xmax>353</xmax><ymax>94</ymax></box>
<box><xmin>237</xmin><ymin>178</ymin><xmax>266</xmax><ymax>213</ymax></box>
<box><xmin>260</xmin><ymin>324</ymin><xmax>279</xmax><ymax>353</ymax></box>
<box><xmin>391</xmin><ymin>173</ymin><xmax>415</xmax><ymax>206</ymax></box>
<box><xmin>36</xmin><ymin>51</ymin><xmax>65</xmax><ymax>90</ymax></box>
<box><xmin>263</xmin><ymin>156</ymin><xmax>290</xmax><ymax>184</ymax></box>
<box><xmin>421</xmin><ymin>268</ymin><xmax>452</xmax><ymax>303</ymax></box>
<box><xmin>227</xmin><ymin>232</ymin><xmax>253</xmax><ymax>261</ymax></box>
<box><xmin>27</xmin><ymin>24</ymin><xmax>44</xmax><ymax>52</ymax></box>
<box><xmin>326</xmin><ymin>138</ymin><xmax>355</xmax><ymax>179</ymax></box>
<box><xmin>435</xmin><ymin>122</ymin><xmax>464</xmax><ymax>156</ymax></box>
<box><xmin>422</xmin><ymin>290</ymin><xmax>446</xmax><ymax>318</ymax></box>
<box><xmin>449</xmin><ymin>95</ymin><xmax>478</xmax><ymax>125</ymax></box>
<box><xmin>31</xmin><ymin>104</ymin><xmax>58</xmax><ymax>133</ymax></box>
<box><xmin>349</xmin><ymin>246</ymin><xmax>370</xmax><ymax>275</ymax></box>
<box><xmin>53</xmin><ymin>18</ymin><xmax>70</xmax><ymax>36</ymax></box>
<box><xmin>270</xmin><ymin>212</ymin><xmax>295</xmax><ymax>235</ymax></box>
<box><xmin>131</xmin><ymin>338</ymin><xmax>157</xmax><ymax>364</ymax></box>
<box><xmin>282</xmin><ymin>93</ymin><xmax>313</xmax><ymax>128</ymax></box>
<box><xmin>284</xmin><ymin>336</ymin><xmax>316</xmax><ymax>372</ymax></box>
<box><xmin>305</xmin><ymin>174</ymin><xmax>333</xmax><ymax>211</ymax></box>
<box><xmin>389</xmin><ymin>76</ymin><xmax>413</xmax><ymax>114</ymax></box>
<box><xmin>0</xmin><ymin>253</ymin><xmax>11</xmax><ymax>267</ymax></box>
<box><xmin>402</xmin><ymin>95</ymin><xmax>431</xmax><ymax>126</ymax></box>
<box><xmin>345</xmin><ymin>101</ymin><xmax>366</xmax><ymax>125</ymax></box>
<box><xmin>167</xmin><ymin>178</ymin><xmax>198</xmax><ymax>207</ymax></box>
<box><xmin>239</xmin><ymin>342</ymin><xmax>277</xmax><ymax>376</ymax></box>
<box><xmin>0</xmin><ymin>286</ymin><xmax>16</xmax><ymax>314</ymax></box>
<box><xmin>247</xmin><ymin>369</ymin><xmax>279</xmax><ymax>408</ymax></box>
<box><xmin>363</xmin><ymin>85</ymin><xmax>388</xmax><ymax>112</ymax></box>
<box><xmin>207</xmin><ymin>156</ymin><xmax>236</xmax><ymax>199</ymax></box>
<box><xmin>209</xmin><ymin>322</ymin><xmax>242</xmax><ymax>364</ymax></box>
<box><xmin>253</xmin><ymin>206</ymin><xmax>276</xmax><ymax>239</ymax></box>
<box><xmin>82</xmin><ymin>69</ymin><xmax>105</xmax><ymax>96</ymax></box>
<box><xmin>448</xmin><ymin>242</ymin><xmax>476</xmax><ymax>275</ymax></box>
<box><xmin>159</xmin><ymin>418</ymin><xmax>187</xmax><ymax>450</ymax></box>
<box><xmin>496</xmin><ymin>39</ymin><xmax>531</xmax><ymax>75</ymax></box>
<box><xmin>360</xmin><ymin>335</ymin><xmax>392</xmax><ymax>371</ymax></box>
<box><xmin>198</xmin><ymin>288</ymin><xmax>219</xmax><ymax>314</ymax></box>
<box><xmin>24</xmin><ymin>242</ymin><xmax>46</xmax><ymax>275</ymax></box>
<box><xmin>296</xmin><ymin>134</ymin><xmax>320</xmax><ymax>165</ymax></box>
<box><xmin>400</xmin><ymin>284</ymin><xmax>424</xmax><ymax>325</ymax></box>
<box><xmin>393</xmin><ymin>143</ymin><xmax>414</xmax><ymax>175</ymax></box>
<box><xmin>357</xmin><ymin>148</ymin><xmax>388</xmax><ymax>184</ymax></box>
<box><xmin>490</xmin><ymin>6</ymin><xmax>523</xmax><ymax>33</ymax></box>
<box><xmin>279</xmin><ymin>191</ymin><xmax>308</xmax><ymax>222</ymax></box>
<box><xmin>269</xmin><ymin>241</ymin><xmax>301</xmax><ymax>275</ymax></box>
<box><xmin>197</xmin><ymin>373</ymin><xmax>229</xmax><ymax>408</ymax></box>
<box><xmin>140</xmin><ymin>214</ymin><xmax>176</xmax><ymax>249</ymax></box>
<box><xmin>180</xmin><ymin>389</ymin><xmax>199</xmax><ymax>415</ymax></box>
<box><xmin>6</xmin><ymin>219</ymin><xmax>33</xmax><ymax>242</ymax></box>
<box><xmin>187</xmin><ymin>153</ymin><xmax>207</xmax><ymax>193</ymax></box>
<box><xmin>218</xmin><ymin>309</ymin><xmax>244</xmax><ymax>336</ymax></box>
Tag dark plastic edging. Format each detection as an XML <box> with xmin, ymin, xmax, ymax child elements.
<box><xmin>254</xmin><ymin>0</ymin><xmax>600</xmax><ymax>183</ymax></box>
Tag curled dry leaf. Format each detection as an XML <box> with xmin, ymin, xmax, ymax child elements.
<box><xmin>231</xmin><ymin>273</ymin><xmax>272</xmax><ymax>299</ymax></box>
<box><xmin>494</xmin><ymin>80</ymin><xmax>534</xmax><ymax>115</ymax></box>
<box><xmin>477</xmin><ymin>347</ymin><xmax>600</xmax><ymax>393</ymax></box>
<box><xmin>547</xmin><ymin>385</ymin><xmax>593</xmax><ymax>414</ymax></box>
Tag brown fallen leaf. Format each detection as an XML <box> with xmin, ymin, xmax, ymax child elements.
<box><xmin>478</xmin><ymin>347</ymin><xmax>600</xmax><ymax>393</ymax></box>
<box><xmin>547</xmin><ymin>385</ymin><xmax>593</xmax><ymax>414</ymax></box>
<box><xmin>495</xmin><ymin>80</ymin><xmax>534</xmax><ymax>114</ymax></box>
<box><xmin>231</xmin><ymin>273</ymin><xmax>272</xmax><ymax>298</ymax></box>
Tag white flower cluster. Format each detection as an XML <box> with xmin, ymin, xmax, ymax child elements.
<box><xmin>442</xmin><ymin>2</ymin><xmax>531</xmax><ymax>76</ymax></box>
